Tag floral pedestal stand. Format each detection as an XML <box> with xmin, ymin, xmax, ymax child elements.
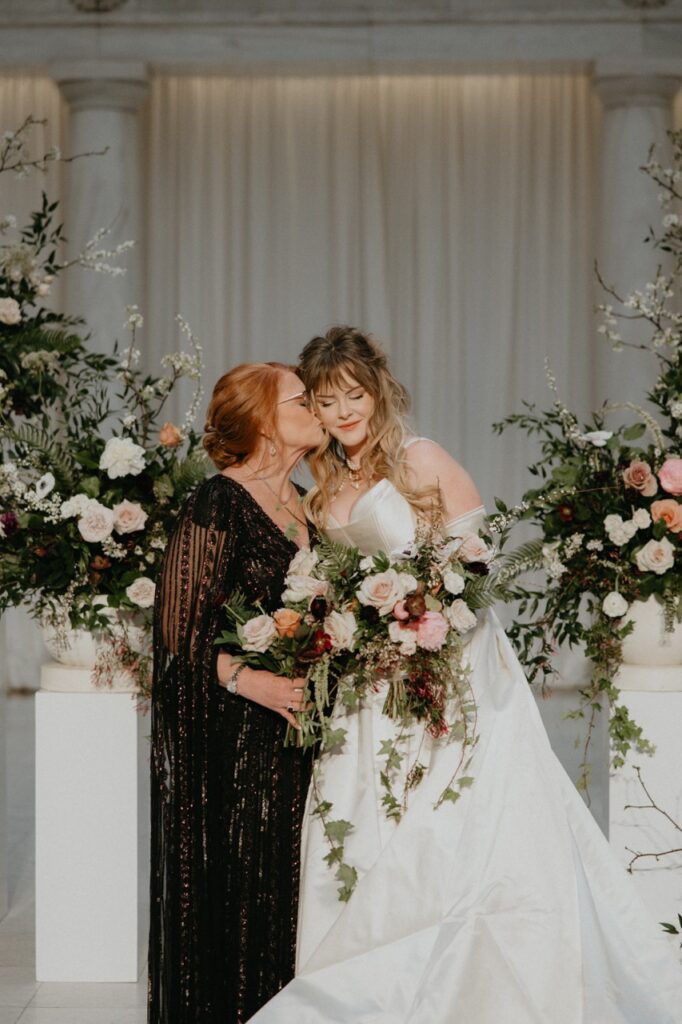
<box><xmin>35</xmin><ymin>660</ymin><xmax>150</xmax><ymax>982</ymax></box>
<box><xmin>609</xmin><ymin>598</ymin><xmax>682</xmax><ymax>932</ymax></box>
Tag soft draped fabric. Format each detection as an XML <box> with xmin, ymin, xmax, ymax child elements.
<box><xmin>145</xmin><ymin>72</ymin><xmax>600</xmax><ymax>509</ymax></box>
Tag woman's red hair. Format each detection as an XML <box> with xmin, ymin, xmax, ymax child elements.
<box><xmin>203</xmin><ymin>362</ymin><xmax>291</xmax><ymax>470</ymax></box>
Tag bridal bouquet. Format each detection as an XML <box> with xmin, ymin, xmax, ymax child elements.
<box><xmin>217</xmin><ymin>524</ymin><xmax>532</xmax><ymax>899</ymax></box>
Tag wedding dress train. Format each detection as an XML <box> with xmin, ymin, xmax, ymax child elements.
<box><xmin>252</xmin><ymin>477</ymin><xmax>681</xmax><ymax>1023</ymax></box>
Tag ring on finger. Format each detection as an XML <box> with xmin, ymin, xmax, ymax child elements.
<box><xmin>287</xmin><ymin>703</ymin><xmax>294</xmax><ymax>712</ymax></box>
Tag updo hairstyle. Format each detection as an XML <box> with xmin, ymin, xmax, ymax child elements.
<box><xmin>202</xmin><ymin>361</ymin><xmax>291</xmax><ymax>470</ymax></box>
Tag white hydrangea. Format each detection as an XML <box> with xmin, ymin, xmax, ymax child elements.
<box><xmin>99</xmin><ymin>436</ymin><xmax>146</xmax><ymax>479</ymax></box>
<box><xmin>60</xmin><ymin>493</ymin><xmax>92</xmax><ymax>519</ymax></box>
<box><xmin>586</xmin><ymin>539</ymin><xmax>603</xmax><ymax>552</ymax></box>
<box><xmin>631</xmin><ymin>508</ymin><xmax>651</xmax><ymax>530</ymax></box>
<box><xmin>670</xmin><ymin>400</ymin><xmax>682</xmax><ymax>420</ymax></box>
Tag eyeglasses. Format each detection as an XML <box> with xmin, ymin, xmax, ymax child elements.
<box><xmin>277</xmin><ymin>390</ymin><xmax>310</xmax><ymax>408</ymax></box>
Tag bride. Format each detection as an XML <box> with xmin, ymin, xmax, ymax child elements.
<box><xmin>252</xmin><ymin>326</ymin><xmax>681</xmax><ymax>1023</ymax></box>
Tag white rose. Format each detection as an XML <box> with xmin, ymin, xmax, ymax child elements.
<box><xmin>113</xmin><ymin>500</ymin><xmax>148</xmax><ymax>534</ymax></box>
<box><xmin>324</xmin><ymin>610</ymin><xmax>357</xmax><ymax>651</ymax></box>
<box><xmin>240</xmin><ymin>613</ymin><xmax>277</xmax><ymax>653</ymax></box>
<box><xmin>602</xmin><ymin>592</ymin><xmax>629</xmax><ymax>618</ymax></box>
<box><xmin>445</xmin><ymin>599</ymin><xmax>478</xmax><ymax>634</ymax></box>
<box><xmin>34</xmin><ymin>472</ymin><xmax>55</xmax><ymax>500</ymax></box>
<box><xmin>632</xmin><ymin>508</ymin><xmax>651</xmax><ymax>530</ymax></box>
<box><xmin>77</xmin><ymin>500</ymin><xmax>115</xmax><ymax>543</ymax></box>
<box><xmin>388</xmin><ymin>619</ymin><xmax>418</xmax><ymax>655</ymax></box>
<box><xmin>126</xmin><ymin>576</ymin><xmax>156</xmax><ymax>609</ymax></box>
<box><xmin>287</xmin><ymin>546</ymin><xmax>318</xmax><ymax>577</ymax></box>
<box><xmin>604</xmin><ymin>514</ymin><xmax>623</xmax><ymax>532</ymax></box>
<box><xmin>443</xmin><ymin>569</ymin><xmax>465</xmax><ymax>595</ymax></box>
<box><xmin>61</xmin><ymin>493</ymin><xmax>92</xmax><ymax>519</ymax></box>
<box><xmin>357</xmin><ymin>569</ymin><xmax>410</xmax><ymax>616</ymax></box>
<box><xmin>635</xmin><ymin>537</ymin><xmax>676</xmax><ymax>575</ymax></box>
<box><xmin>0</xmin><ymin>297</ymin><xmax>21</xmax><ymax>325</ymax></box>
<box><xmin>457</xmin><ymin>533</ymin><xmax>494</xmax><ymax>564</ymax></box>
<box><xmin>359</xmin><ymin>555</ymin><xmax>376</xmax><ymax>572</ymax></box>
<box><xmin>579</xmin><ymin>430</ymin><xmax>613</xmax><ymax>447</ymax></box>
<box><xmin>99</xmin><ymin>436</ymin><xmax>146</xmax><ymax>480</ymax></box>
<box><xmin>281</xmin><ymin>574</ymin><xmax>328</xmax><ymax>604</ymax></box>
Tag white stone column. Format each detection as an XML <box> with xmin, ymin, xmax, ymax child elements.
<box><xmin>52</xmin><ymin>61</ymin><xmax>149</xmax><ymax>353</ymax></box>
<box><xmin>593</xmin><ymin>59</ymin><xmax>681</xmax><ymax>408</ymax></box>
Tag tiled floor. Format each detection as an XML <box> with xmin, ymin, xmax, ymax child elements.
<box><xmin>0</xmin><ymin>696</ymin><xmax>148</xmax><ymax>1023</ymax></box>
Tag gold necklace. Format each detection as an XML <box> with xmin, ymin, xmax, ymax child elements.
<box><xmin>254</xmin><ymin>474</ymin><xmax>309</xmax><ymax>530</ymax></box>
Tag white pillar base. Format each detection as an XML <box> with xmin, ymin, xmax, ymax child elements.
<box><xmin>609</xmin><ymin>676</ymin><xmax>682</xmax><ymax>931</ymax></box>
<box><xmin>35</xmin><ymin>677</ymin><xmax>150</xmax><ymax>982</ymax></box>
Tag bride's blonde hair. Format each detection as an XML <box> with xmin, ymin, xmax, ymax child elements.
<box><xmin>299</xmin><ymin>326</ymin><xmax>441</xmax><ymax>528</ymax></box>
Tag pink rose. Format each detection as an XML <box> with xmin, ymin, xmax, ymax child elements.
<box><xmin>392</xmin><ymin>600</ymin><xmax>409</xmax><ymax>621</ymax></box>
<box><xmin>658</xmin><ymin>458</ymin><xmax>682</xmax><ymax>496</ymax></box>
<box><xmin>77</xmin><ymin>500</ymin><xmax>115</xmax><ymax>543</ymax></box>
<box><xmin>357</xmin><ymin>569</ymin><xmax>416</xmax><ymax>616</ymax></box>
<box><xmin>416</xmin><ymin>611</ymin><xmax>449</xmax><ymax>651</ymax></box>
<box><xmin>113</xmin><ymin>499</ymin><xmax>148</xmax><ymax>534</ymax></box>
<box><xmin>622</xmin><ymin>460</ymin><xmax>657</xmax><ymax>497</ymax></box>
<box><xmin>650</xmin><ymin>498</ymin><xmax>682</xmax><ymax>534</ymax></box>
<box><xmin>635</xmin><ymin>537</ymin><xmax>675</xmax><ymax>575</ymax></box>
<box><xmin>457</xmin><ymin>533</ymin><xmax>494</xmax><ymax>564</ymax></box>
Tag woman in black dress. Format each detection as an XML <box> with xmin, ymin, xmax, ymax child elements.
<box><xmin>148</xmin><ymin>362</ymin><xmax>324</xmax><ymax>1023</ymax></box>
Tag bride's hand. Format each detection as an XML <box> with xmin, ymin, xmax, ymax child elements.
<box><xmin>217</xmin><ymin>653</ymin><xmax>307</xmax><ymax>729</ymax></box>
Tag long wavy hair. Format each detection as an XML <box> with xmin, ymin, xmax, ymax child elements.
<box><xmin>298</xmin><ymin>326</ymin><xmax>441</xmax><ymax>528</ymax></box>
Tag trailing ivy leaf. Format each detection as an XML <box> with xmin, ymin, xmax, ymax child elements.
<box><xmin>323</xmin><ymin>819</ymin><xmax>354</xmax><ymax>844</ymax></box>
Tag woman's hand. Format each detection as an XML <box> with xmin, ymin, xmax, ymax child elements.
<box><xmin>217</xmin><ymin>653</ymin><xmax>307</xmax><ymax>729</ymax></box>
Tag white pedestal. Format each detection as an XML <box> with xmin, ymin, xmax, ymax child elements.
<box><xmin>609</xmin><ymin>672</ymin><xmax>682</xmax><ymax>930</ymax></box>
<box><xmin>35</xmin><ymin>671</ymin><xmax>150</xmax><ymax>981</ymax></box>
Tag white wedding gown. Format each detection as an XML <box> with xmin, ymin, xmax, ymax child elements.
<box><xmin>252</xmin><ymin>476</ymin><xmax>682</xmax><ymax>1024</ymax></box>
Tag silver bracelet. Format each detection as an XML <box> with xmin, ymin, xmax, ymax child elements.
<box><xmin>226</xmin><ymin>662</ymin><xmax>247</xmax><ymax>695</ymax></box>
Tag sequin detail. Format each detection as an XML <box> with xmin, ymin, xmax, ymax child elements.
<box><xmin>148</xmin><ymin>476</ymin><xmax>312</xmax><ymax>1023</ymax></box>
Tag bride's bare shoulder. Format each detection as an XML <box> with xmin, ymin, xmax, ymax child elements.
<box><xmin>402</xmin><ymin>439</ymin><xmax>483</xmax><ymax>520</ymax></box>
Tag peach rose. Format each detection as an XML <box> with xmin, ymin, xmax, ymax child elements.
<box><xmin>273</xmin><ymin>608</ymin><xmax>302</xmax><ymax>638</ymax></box>
<box><xmin>622</xmin><ymin>460</ymin><xmax>657</xmax><ymax>497</ymax></box>
<box><xmin>457</xmin><ymin>533</ymin><xmax>494</xmax><ymax>564</ymax></box>
<box><xmin>416</xmin><ymin>611</ymin><xmax>449</xmax><ymax>651</ymax></box>
<box><xmin>658</xmin><ymin>458</ymin><xmax>682</xmax><ymax>496</ymax></box>
<box><xmin>650</xmin><ymin>498</ymin><xmax>682</xmax><ymax>534</ymax></box>
<box><xmin>159</xmin><ymin>422</ymin><xmax>183</xmax><ymax>448</ymax></box>
<box><xmin>113</xmin><ymin>499</ymin><xmax>148</xmax><ymax>534</ymax></box>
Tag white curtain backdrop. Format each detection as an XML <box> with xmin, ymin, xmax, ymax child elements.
<box><xmin>146</xmin><ymin>72</ymin><xmax>601</xmax><ymax>509</ymax></box>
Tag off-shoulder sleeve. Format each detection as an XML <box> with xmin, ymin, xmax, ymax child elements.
<box><xmin>444</xmin><ymin>504</ymin><xmax>487</xmax><ymax>537</ymax></box>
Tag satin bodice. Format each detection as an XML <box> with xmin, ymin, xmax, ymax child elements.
<box><xmin>325</xmin><ymin>477</ymin><xmax>486</xmax><ymax>556</ymax></box>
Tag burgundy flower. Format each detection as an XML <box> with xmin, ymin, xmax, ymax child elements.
<box><xmin>404</xmin><ymin>592</ymin><xmax>427</xmax><ymax>620</ymax></box>
<box><xmin>309</xmin><ymin>596</ymin><xmax>329</xmax><ymax>621</ymax></box>
<box><xmin>0</xmin><ymin>511</ymin><xmax>18</xmax><ymax>536</ymax></box>
<box><xmin>557</xmin><ymin>505</ymin><xmax>573</xmax><ymax>522</ymax></box>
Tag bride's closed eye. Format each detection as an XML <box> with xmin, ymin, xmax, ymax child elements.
<box><xmin>318</xmin><ymin>391</ymin><xmax>365</xmax><ymax>408</ymax></box>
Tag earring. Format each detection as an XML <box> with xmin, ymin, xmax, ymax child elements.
<box><xmin>269</xmin><ymin>442</ymin><xmax>277</xmax><ymax>457</ymax></box>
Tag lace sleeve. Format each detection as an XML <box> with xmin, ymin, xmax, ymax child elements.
<box><xmin>154</xmin><ymin>478</ymin><xmax>234</xmax><ymax>665</ymax></box>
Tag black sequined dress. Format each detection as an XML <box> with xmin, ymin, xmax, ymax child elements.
<box><xmin>148</xmin><ymin>475</ymin><xmax>312</xmax><ymax>1024</ymax></box>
